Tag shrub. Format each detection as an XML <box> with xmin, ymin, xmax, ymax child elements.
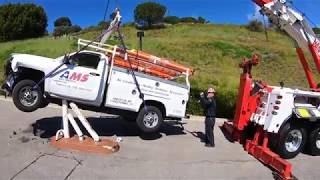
<box><xmin>53</xmin><ymin>25</ymin><xmax>81</xmax><ymax>37</ymax></box>
<box><xmin>180</xmin><ymin>17</ymin><xmax>198</xmax><ymax>23</ymax></box>
<box><xmin>313</xmin><ymin>28</ymin><xmax>320</xmax><ymax>35</ymax></box>
<box><xmin>197</xmin><ymin>16</ymin><xmax>206</xmax><ymax>24</ymax></box>
<box><xmin>187</xmin><ymin>87</ymin><xmax>238</xmax><ymax>119</ymax></box>
<box><xmin>98</xmin><ymin>21</ymin><xmax>110</xmax><ymax>29</ymax></box>
<box><xmin>136</xmin><ymin>23</ymin><xmax>165</xmax><ymax>30</ymax></box>
<box><xmin>247</xmin><ymin>20</ymin><xmax>264</xmax><ymax>32</ymax></box>
<box><xmin>164</xmin><ymin>16</ymin><xmax>180</xmax><ymax>25</ymax></box>
<box><xmin>0</xmin><ymin>3</ymin><xmax>47</xmax><ymax>41</ymax></box>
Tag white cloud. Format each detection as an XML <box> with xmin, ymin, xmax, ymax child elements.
<box><xmin>247</xmin><ymin>5</ymin><xmax>264</xmax><ymax>21</ymax></box>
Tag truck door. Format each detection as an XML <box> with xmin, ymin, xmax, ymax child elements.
<box><xmin>48</xmin><ymin>52</ymin><xmax>106</xmax><ymax>102</ymax></box>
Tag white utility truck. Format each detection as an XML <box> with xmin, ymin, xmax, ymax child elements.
<box><xmin>2</xmin><ymin>39</ymin><xmax>192</xmax><ymax>133</ymax></box>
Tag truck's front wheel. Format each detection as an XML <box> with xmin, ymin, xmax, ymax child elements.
<box><xmin>277</xmin><ymin>122</ymin><xmax>307</xmax><ymax>159</ymax></box>
<box><xmin>12</xmin><ymin>80</ymin><xmax>44</xmax><ymax>112</ymax></box>
<box><xmin>136</xmin><ymin>106</ymin><xmax>163</xmax><ymax>133</ymax></box>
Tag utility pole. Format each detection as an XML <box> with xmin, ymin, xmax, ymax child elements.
<box><xmin>137</xmin><ymin>31</ymin><xmax>144</xmax><ymax>50</ymax></box>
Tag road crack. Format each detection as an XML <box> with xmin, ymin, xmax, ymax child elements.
<box><xmin>10</xmin><ymin>150</ymin><xmax>83</xmax><ymax>180</ymax></box>
<box><xmin>63</xmin><ymin>152</ymin><xmax>83</xmax><ymax>180</ymax></box>
<box><xmin>64</xmin><ymin>160</ymin><xmax>82</xmax><ymax>180</ymax></box>
<box><xmin>10</xmin><ymin>151</ymin><xmax>56</xmax><ymax>180</ymax></box>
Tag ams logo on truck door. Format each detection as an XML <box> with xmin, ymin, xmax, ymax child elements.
<box><xmin>59</xmin><ymin>71</ymin><xmax>89</xmax><ymax>82</ymax></box>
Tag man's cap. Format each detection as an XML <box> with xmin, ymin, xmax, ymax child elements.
<box><xmin>207</xmin><ymin>87</ymin><xmax>215</xmax><ymax>93</ymax></box>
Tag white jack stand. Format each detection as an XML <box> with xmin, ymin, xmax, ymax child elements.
<box><xmin>55</xmin><ymin>100</ymin><xmax>100</xmax><ymax>142</ymax></box>
<box><xmin>51</xmin><ymin>100</ymin><xmax>120</xmax><ymax>154</ymax></box>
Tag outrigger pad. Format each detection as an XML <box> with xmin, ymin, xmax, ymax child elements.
<box><xmin>51</xmin><ymin>136</ymin><xmax>120</xmax><ymax>155</ymax></box>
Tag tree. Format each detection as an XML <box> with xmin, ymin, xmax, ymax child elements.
<box><xmin>164</xmin><ymin>16</ymin><xmax>180</xmax><ymax>25</ymax></box>
<box><xmin>54</xmin><ymin>17</ymin><xmax>72</xmax><ymax>27</ymax></box>
<box><xmin>134</xmin><ymin>2</ymin><xmax>166</xmax><ymax>28</ymax></box>
<box><xmin>0</xmin><ymin>3</ymin><xmax>47</xmax><ymax>41</ymax></box>
<box><xmin>246</xmin><ymin>20</ymin><xmax>264</xmax><ymax>32</ymax></box>
<box><xmin>53</xmin><ymin>16</ymin><xmax>81</xmax><ymax>37</ymax></box>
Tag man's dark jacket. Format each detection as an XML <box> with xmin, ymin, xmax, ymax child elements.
<box><xmin>200</xmin><ymin>96</ymin><xmax>216</xmax><ymax>117</ymax></box>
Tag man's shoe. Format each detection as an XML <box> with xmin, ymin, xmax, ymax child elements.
<box><xmin>205</xmin><ymin>144</ymin><xmax>215</xmax><ymax>148</ymax></box>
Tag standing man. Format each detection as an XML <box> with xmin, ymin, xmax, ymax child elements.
<box><xmin>200</xmin><ymin>87</ymin><xmax>216</xmax><ymax>147</ymax></box>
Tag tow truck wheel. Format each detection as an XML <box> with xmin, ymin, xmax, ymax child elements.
<box><xmin>12</xmin><ymin>80</ymin><xmax>44</xmax><ymax>112</ymax></box>
<box><xmin>136</xmin><ymin>106</ymin><xmax>163</xmax><ymax>133</ymax></box>
<box><xmin>277</xmin><ymin>122</ymin><xmax>307</xmax><ymax>159</ymax></box>
<box><xmin>307</xmin><ymin>126</ymin><xmax>320</xmax><ymax>156</ymax></box>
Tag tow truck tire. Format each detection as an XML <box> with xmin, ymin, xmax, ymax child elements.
<box><xmin>307</xmin><ymin>126</ymin><xmax>320</xmax><ymax>156</ymax></box>
<box><xmin>136</xmin><ymin>106</ymin><xmax>163</xmax><ymax>133</ymax></box>
<box><xmin>276</xmin><ymin>122</ymin><xmax>307</xmax><ymax>159</ymax></box>
<box><xmin>12</xmin><ymin>80</ymin><xmax>44</xmax><ymax>112</ymax></box>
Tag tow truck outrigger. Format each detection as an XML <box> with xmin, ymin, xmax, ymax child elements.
<box><xmin>223</xmin><ymin>0</ymin><xmax>320</xmax><ymax>179</ymax></box>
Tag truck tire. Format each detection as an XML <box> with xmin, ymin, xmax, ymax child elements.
<box><xmin>136</xmin><ymin>106</ymin><xmax>163</xmax><ymax>133</ymax></box>
<box><xmin>276</xmin><ymin>122</ymin><xmax>307</xmax><ymax>159</ymax></box>
<box><xmin>307</xmin><ymin>126</ymin><xmax>320</xmax><ymax>156</ymax></box>
<box><xmin>12</xmin><ymin>80</ymin><xmax>44</xmax><ymax>112</ymax></box>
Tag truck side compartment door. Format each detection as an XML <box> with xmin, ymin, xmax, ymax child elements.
<box><xmin>48</xmin><ymin>52</ymin><xmax>106</xmax><ymax>102</ymax></box>
<box><xmin>105</xmin><ymin>68</ymin><xmax>142</xmax><ymax>112</ymax></box>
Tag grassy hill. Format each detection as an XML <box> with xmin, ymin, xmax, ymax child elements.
<box><xmin>0</xmin><ymin>24</ymin><xmax>316</xmax><ymax>117</ymax></box>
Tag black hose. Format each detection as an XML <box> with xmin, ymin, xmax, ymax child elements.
<box><xmin>116</xmin><ymin>23</ymin><xmax>147</xmax><ymax>111</ymax></box>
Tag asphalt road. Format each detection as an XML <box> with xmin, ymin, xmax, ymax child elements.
<box><xmin>0</xmin><ymin>97</ymin><xmax>319</xmax><ymax>180</ymax></box>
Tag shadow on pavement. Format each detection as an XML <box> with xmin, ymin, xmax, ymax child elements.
<box><xmin>186</xmin><ymin>130</ymin><xmax>206</xmax><ymax>143</ymax></box>
<box><xmin>31</xmin><ymin>116</ymin><xmax>186</xmax><ymax>141</ymax></box>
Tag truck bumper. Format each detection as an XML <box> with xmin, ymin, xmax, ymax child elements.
<box><xmin>1</xmin><ymin>73</ymin><xmax>15</xmax><ymax>94</ymax></box>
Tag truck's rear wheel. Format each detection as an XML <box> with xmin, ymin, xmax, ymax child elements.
<box><xmin>307</xmin><ymin>126</ymin><xmax>320</xmax><ymax>156</ymax></box>
<box><xmin>277</xmin><ymin>122</ymin><xmax>307</xmax><ymax>159</ymax></box>
<box><xmin>136</xmin><ymin>106</ymin><xmax>163</xmax><ymax>133</ymax></box>
<box><xmin>12</xmin><ymin>80</ymin><xmax>44</xmax><ymax>112</ymax></box>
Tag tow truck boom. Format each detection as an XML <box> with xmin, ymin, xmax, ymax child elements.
<box><xmin>254</xmin><ymin>0</ymin><xmax>320</xmax><ymax>88</ymax></box>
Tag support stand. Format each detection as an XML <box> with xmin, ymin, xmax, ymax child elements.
<box><xmin>51</xmin><ymin>100</ymin><xmax>120</xmax><ymax>154</ymax></box>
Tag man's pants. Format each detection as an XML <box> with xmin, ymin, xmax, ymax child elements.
<box><xmin>205</xmin><ymin>117</ymin><xmax>215</xmax><ymax>146</ymax></box>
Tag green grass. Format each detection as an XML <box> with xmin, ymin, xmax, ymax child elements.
<box><xmin>0</xmin><ymin>24</ymin><xmax>316</xmax><ymax>117</ymax></box>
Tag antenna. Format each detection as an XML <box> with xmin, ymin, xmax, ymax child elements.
<box><xmin>263</xmin><ymin>15</ymin><xmax>269</xmax><ymax>41</ymax></box>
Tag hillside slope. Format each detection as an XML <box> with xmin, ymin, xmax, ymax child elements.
<box><xmin>0</xmin><ymin>24</ymin><xmax>316</xmax><ymax>117</ymax></box>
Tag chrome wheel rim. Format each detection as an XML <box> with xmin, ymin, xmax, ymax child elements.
<box><xmin>143</xmin><ymin>112</ymin><xmax>159</xmax><ymax>128</ymax></box>
<box><xmin>285</xmin><ymin>129</ymin><xmax>303</xmax><ymax>153</ymax></box>
<box><xmin>316</xmin><ymin>132</ymin><xmax>320</xmax><ymax>149</ymax></box>
<box><xmin>19</xmin><ymin>86</ymin><xmax>38</xmax><ymax>107</ymax></box>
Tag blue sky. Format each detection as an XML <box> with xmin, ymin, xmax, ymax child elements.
<box><xmin>1</xmin><ymin>0</ymin><xmax>319</xmax><ymax>32</ymax></box>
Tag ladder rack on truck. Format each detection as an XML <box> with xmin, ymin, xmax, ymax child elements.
<box><xmin>78</xmin><ymin>39</ymin><xmax>193</xmax><ymax>81</ymax></box>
